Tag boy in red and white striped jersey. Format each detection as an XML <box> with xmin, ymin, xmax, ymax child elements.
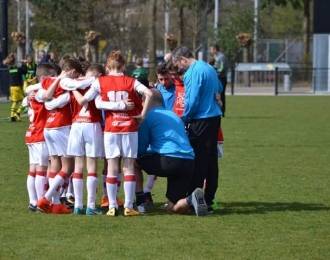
<box><xmin>23</xmin><ymin>63</ymin><xmax>57</xmax><ymax>211</ymax></box>
<box><xmin>75</xmin><ymin>51</ymin><xmax>153</xmax><ymax>216</ymax></box>
<box><xmin>36</xmin><ymin>59</ymin><xmax>83</xmax><ymax>214</ymax></box>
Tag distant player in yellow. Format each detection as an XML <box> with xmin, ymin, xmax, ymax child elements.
<box><xmin>23</xmin><ymin>55</ymin><xmax>37</xmax><ymax>92</ymax></box>
<box><xmin>3</xmin><ymin>53</ymin><xmax>27</xmax><ymax>121</ymax></box>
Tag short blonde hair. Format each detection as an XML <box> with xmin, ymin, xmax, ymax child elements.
<box><xmin>106</xmin><ymin>50</ymin><xmax>125</xmax><ymax>71</ymax></box>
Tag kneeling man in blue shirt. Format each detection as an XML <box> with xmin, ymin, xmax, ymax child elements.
<box><xmin>137</xmin><ymin>91</ymin><xmax>208</xmax><ymax>216</ymax></box>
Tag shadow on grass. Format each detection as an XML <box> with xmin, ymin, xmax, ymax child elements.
<box><xmin>216</xmin><ymin>201</ymin><xmax>330</xmax><ymax>215</ymax></box>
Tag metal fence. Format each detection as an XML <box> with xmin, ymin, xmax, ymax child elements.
<box><xmin>228</xmin><ymin>67</ymin><xmax>330</xmax><ymax>95</ymax></box>
<box><xmin>0</xmin><ymin>66</ymin><xmax>329</xmax><ymax>99</ymax></box>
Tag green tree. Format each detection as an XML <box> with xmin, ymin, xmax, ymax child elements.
<box><xmin>216</xmin><ymin>6</ymin><xmax>254</xmax><ymax>67</ymax></box>
<box><xmin>262</xmin><ymin>0</ymin><xmax>312</xmax><ymax>63</ymax></box>
<box><xmin>30</xmin><ymin>0</ymin><xmax>84</xmax><ymax>53</ymax></box>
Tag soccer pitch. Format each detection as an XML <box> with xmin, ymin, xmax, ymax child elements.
<box><xmin>0</xmin><ymin>96</ymin><xmax>329</xmax><ymax>259</ymax></box>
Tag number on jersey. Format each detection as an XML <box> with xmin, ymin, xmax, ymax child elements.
<box><xmin>107</xmin><ymin>91</ymin><xmax>129</xmax><ymax>102</ymax></box>
<box><xmin>78</xmin><ymin>103</ymin><xmax>90</xmax><ymax>117</ymax></box>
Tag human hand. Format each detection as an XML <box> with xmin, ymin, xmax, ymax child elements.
<box><xmin>124</xmin><ymin>99</ymin><xmax>135</xmax><ymax>110</ymax></box>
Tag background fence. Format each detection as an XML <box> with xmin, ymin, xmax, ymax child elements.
<box><xmin>0</xmin><ymin>66</ymin><xmax>329</xmax><ymax>100</ymax></box>
<box><xmin>228</xmin><ymin>67</ymin><xmax>330</xmax><ymax>95</ymax></box>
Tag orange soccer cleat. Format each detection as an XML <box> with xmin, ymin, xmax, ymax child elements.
<box><xmin>51</xmin><ymin>204</ymin><xmax>72</xmax><ymax>214</ymax></box>
<box><xmin>37</xmin><ymin>197</ymin><xmax>52</xmax><ymax>213</ymax></box>
<box><xmin>100</xmin><ymin>195</ymin><xmax>109</xmax><ymax>208</ymax></box>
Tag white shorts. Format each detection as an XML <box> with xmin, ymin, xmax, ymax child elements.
<box><xmin>44</xmin><ymin>126</ymin><xmax>71</xmax><ymax>157</ymax></box>
<box><xmin>27</xmin><ymin>142</ymin><xmax>49</xmax><ymax>166</ymax></box>
<box><xmin>104</xmin><ymin>132</ymin><xmax>138</xmax><ymax>159</ymax></box>
<box><xmin>67</xmin><ymin>122</ymin><xmax>104</xmax><ymax>158</ymax></box>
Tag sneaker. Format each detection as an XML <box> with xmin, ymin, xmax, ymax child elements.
<box><xmin>86</xmin><ymin>207</ymin><xmax>102</xmax><ymax>216</ymax></box>
<box><xmin>51</xmin><ymin>204</ymin><xmax>72</xmax><ymax>214</ymax></box>
<box><xmin>28</xmin><ymin>204</ymin><xmax>37</xmax><ymax>212</ymax></box>
<box><xmin>117</xmin><ymin>197</ymin><xmax>124</xmax><ymax>207</ymax></box>
<box><xmin>66</xmin><ymin>195</ymin><xmax>75</xmax><ymax>206</ymax></box>
<box><xmin>37</xmin><ymin>197</ymin><xmax>52</xmax><ymax>213</ymax></box>
<box><xmin>14</xmin><ymin>113</ymin><xmax>21</xmax><ymax>122</ymax></box>
<box><xmin>73</xmin><ymin>207</ymin><xmax>85</xmax><ymax>215</ymax></box>
<box><xmin>124</xmin><ymin>208</ymin><xmax>140</xmax><ymax>217</ymax></box>
<box><xmin>137</xmin><ymin>203</ymin><xmax>147</xmax><ymax>214</ymax></box>
<box><xmin>191</xmin><ymin>188</ymin><xmax>208</xmax><ymax>216</ymax></box>
<box><xmin>106</xmin><ymin>207</ymin><xmax>118</xmax><ymax>217</ymax></box>
<box><xmin>100</xmin><ymin>195</ymin><xmax>109</xmax><ymax>208</ymax></box>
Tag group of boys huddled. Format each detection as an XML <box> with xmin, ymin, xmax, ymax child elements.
<box><xmin>7</xmin><ymin>45</ymin><xmax>225</xmax><ymax>217</ymax></box>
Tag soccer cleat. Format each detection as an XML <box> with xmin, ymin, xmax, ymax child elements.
<box><xmin>51</xmin><ymin>204</ymin><xmax>72</xmax><ymax>214</ymax></box>
<box><xmin>86</xmin><ymin>207</ymin><xmax>102</xmax><ymax>216</ymax></box>
<box><xmin>117</xmin><ymin>197</ymin><xmax>124</xmax><ymax>207</ymax></box>
<box><xmin>66</xmin><ymin>195</ymin><xmax>75</xmax><ymax>205</ymax></box>
<box><xmin>28</xmin><ymin>204</ymin><xmax>37</xmax><ymax>212</ymax></box>
<box><xmin>37</xmin><ymin>197</ymin><xmax>52</xmax><ymax>213</ymax></box>
<box><xmin>15</xmin><ymin>113</ymin><xmax>21</xmax><ymax>121</ymax></box>
<box><xmin>191</xmin><ymin>188</ymin><xmax>208</xmax><ymax>216</ymax></box>
<box><xmin>106</xmin><ymin>207</ymin><xmax>118</xmax><ymax>217</ymax></box>
<box><xmin>137</xmin><ymin>203</ymin><xmax>147</xmax><ymax>214</ymax></box>
<box><xmin>10</xmin><ymin>116</ymin><xmax>16</xmax><ymax>122</ymax></box>
<box><xmin>124</xmin><ymin>208</ymin><xmax>140</xmax><ymax>217</ymax></box>
<box><xmin>73</xmin><ymin>207</ymin><xmax>85</xmax><ymax>215</ymax></box>
<box><xmin>100</xmin><ymin>195</ymin><xmax>109</xmax><ymax>208</ymax></box>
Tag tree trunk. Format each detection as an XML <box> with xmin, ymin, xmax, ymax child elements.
<box><xmin>195</xmin><ymin>0</ymin><xmax>209</xmax><ymax>60</ymax></box>
<box><xmin>303</xmin><ymin>0</ymin><xmax>311</xmax><ymax>64</ymax></box>
<box><xmin>148</xmin><ymin>0</ymin><xmax>157</xmax><ymax>84</ymax></box>
<box><xmin>178</xmin><ymin>5</ymin><xmax>184</xmax><ymax>46</ymax></box>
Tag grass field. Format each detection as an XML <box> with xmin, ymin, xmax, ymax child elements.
<box><xmin>0</xmin><ymin>96</ymin><xmax>329</xmax><ymax>259</ymax></box>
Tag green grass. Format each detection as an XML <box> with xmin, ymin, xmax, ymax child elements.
<box><xmin>0</xmin><ymin>96</ymin><xmax>330</xmax><ymax>259</ymax></box>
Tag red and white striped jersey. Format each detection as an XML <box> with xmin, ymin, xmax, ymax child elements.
<box><xmin>71</xmin><ymin>87</ymin><xmax>102</xmax><ymax>123</ymax></box>
<box><xmin>42</xmin><ymin>77</ymin><xmax>72</xmax><ymax>128</ymax></box>
<box><xmin>25</xmin><ymin>89</ymin><xmax>48</xmax><ymax>144</ymax></box>
<box><xmin>99</xmin><ymin>75</ymin><xmax>142</xmax><ymax>133</ymax></box>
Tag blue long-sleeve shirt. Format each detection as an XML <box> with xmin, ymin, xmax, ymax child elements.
<box><xmin>138</xmin><ymin>106</ymin><xmax>195</xmax><ymax>160</ymax></box>
<box><xmin>156</xmin><ymin>83</ymin><xmax>176</xmax><ymax>110</ymax></box>
<box><xmin>182</xmin><ymin>60</ymin><xmax>222</xmax><ymax>122</ymax></box>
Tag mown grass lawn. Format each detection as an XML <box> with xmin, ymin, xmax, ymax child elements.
<box><xmin>0</xmin><ymin>96</ymin><xmax>329</xmax><ymax>259</ymax></box>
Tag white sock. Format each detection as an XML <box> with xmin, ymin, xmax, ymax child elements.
<box><xmin>45</xmin><ymin>171</ymin><xmax>66</xmax><ymax>202</ymax></box>
<box><xmin>27</xmin><ymin>172</ymin><xmax>37</xmax><ymax>205</ymax></box>
<box><xmin>106</xmin><ymin>176</ymin><xmax>118</xmax><ymax>209</ymax></box>
<box><xmin>87</xmin><ymin>173</ymin><xmax>98</xmax><ymax>209</ymax></box>
<box><xmin>124</xmin><ymin>174</ymin><xmax>136</xmax><ymax>209</ymax></box>
<box><xmin>143</xmin><ymin>175</ymin><xmax>156</xmax><ymax>193</ymax></box>
<box><xmin>35</xmin><ymin>171</ymin><xmax>47</xmax><ymax>199</ymax></box>
<box><xmin>72</xmin><ymin>173</ymin><xmax>84</xmax><ymax>209</ymax></box>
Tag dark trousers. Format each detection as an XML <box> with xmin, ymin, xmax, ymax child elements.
<box><xmin>137</xmin><ymin>154</ymin><xmax>194</xmax><ymax>203</ymax></box>
<box><xmin>187</xmin><ymin>116</ymin><xmax>221</xmax><ymax>206</ymax></box>
<box><xmin>220</xmin><ymin>76</ymin><xmax>227</xmax><ymax>116</ymax></box>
